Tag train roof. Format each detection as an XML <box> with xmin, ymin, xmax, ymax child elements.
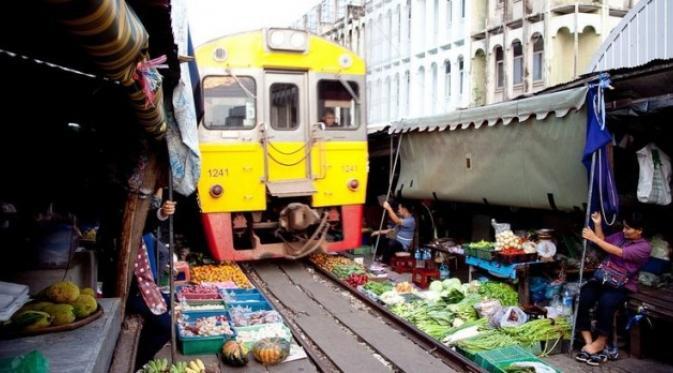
<box><xmin>196</xmin><ymin>29</ymin><xmax>366</xmax><ymax>75</ymax></box>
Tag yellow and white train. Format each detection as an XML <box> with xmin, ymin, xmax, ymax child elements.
<box><xmin>196</xmin><ymin>28</ymin><xmax>368</xmax><ymax>261</ymax></box>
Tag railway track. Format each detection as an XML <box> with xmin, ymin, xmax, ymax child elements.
<box><xmin>242</xmin><ymin>260</ymin><xmax>484</xmax><ymax>373</ymax></box>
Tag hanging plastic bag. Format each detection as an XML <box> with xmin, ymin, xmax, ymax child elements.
<box><xmin>637</xmin><ymin>143</ymin><xmax>672</xmax><ymax>206</ymax></box>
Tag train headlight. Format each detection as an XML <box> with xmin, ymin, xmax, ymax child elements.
<box><xmin>266</xmin><ymin>28</ymin><xmax>308</xmax><ymax>52</ymax></box>
<box><xmin>348</xmin><ymin>179</ymin><xmax>360</xmax><ymax>191</ymax></box>
<box><xmin>210</xmin><ymin>184</ymin><xmax>224</xmax><ymax>198</ymax></box>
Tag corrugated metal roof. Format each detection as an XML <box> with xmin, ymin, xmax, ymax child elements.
<box><xmin>389</xmin><ymin>86</ymin><xmax>588</xmax><ymax>134</ymax></box>
<box><xmin>589</xmin><ymin>0</ymin><xmax>673</xmax><ymax>73</ymax></box>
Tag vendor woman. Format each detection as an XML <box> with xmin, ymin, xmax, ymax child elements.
<box><xmin>576</xmin><ymin>211</ymin><xmax>651</xmax><ymax>366</ymax></box>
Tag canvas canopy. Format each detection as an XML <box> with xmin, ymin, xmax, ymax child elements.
<box><xmin>390</xmin><ymin>87</ymin><xmax>590</xmax><ymax>210</ymax></box>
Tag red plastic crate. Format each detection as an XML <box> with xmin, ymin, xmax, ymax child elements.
<box><xmin>390</xmin><ymin>256</ymin><xmax>415</xmax><ymax>273</ymax></box>
<box><xmin>412</xmin><ymin>268</ymin><xmax>440</xmax><ymax>289</ymax></box>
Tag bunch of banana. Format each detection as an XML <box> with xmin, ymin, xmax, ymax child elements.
<box><xmin>138</xmin><ymin>358</ymin><xmax>169</xmax><ymax>373</ymax></box>
<box><xmin>170</xmin><ymin>361</ymin><xmax>187</xmax><ymax>373</ymax></box>
<box><xmin>185</xmin><ymin>359</ymin><xmax>205</xmax><ymax>373</ymax></box>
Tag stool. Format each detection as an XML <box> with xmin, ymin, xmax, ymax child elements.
<box><xmin>412</xmin><ymin>267</ymin><xmax>440</xmax><ymax>289</ymax></box>
<box><xmin>390</xmin><ymin>256</ymin><xmax>415</xmax><ymax>273</ymax></box>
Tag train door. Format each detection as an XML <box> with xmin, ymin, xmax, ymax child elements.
<box><xmin>263</xmin><ymin>72</ymin><xmax>314</xmax><ymax>197</ymax></box>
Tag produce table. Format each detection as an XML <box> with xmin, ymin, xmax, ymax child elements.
<box><xmin>466</xmin><ymin>256</ymin><xmax>550</xmax><ymax>305</ymax></box>
<box><xmin>0</xmin><ymin>298</ymin><xmax>121</xmax><ymax>373</ymax></box>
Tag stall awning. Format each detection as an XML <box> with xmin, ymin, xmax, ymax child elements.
<box><xmin>392</xmin><ymin>87</ymin><xmax>590</xmax><ymax>211</ymax></box>
<box><xmin>390</xmin><ymin>87</ymin><xmax>588</xmax><ymax>134</ymax></box>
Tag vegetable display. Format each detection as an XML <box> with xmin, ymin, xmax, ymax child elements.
<box><xmin>363</xmin><ymin>281</ymin><xmax>393</xmax><ymax>296</ymax></box>
<box><xmin>252</xmin><ymin>337</ymin><xmax>291</xmax><ymax>366</ymax></box>
<box><xmin>222</xmin><ymin>340</ymin><xmax>249</xmax><ymax>367</ymax></box>
<box><xmin>178</xmin><ymin>315</ymin><xmax>233</xmax><ymax>337</ymax></box>
<box><xmin>346</xmin><ymin>273</ymin><xmax>369</xmax><ymax>287</ymax></box>
<box><xmin>478</xmin><ymin>282</ymin><xmax>518</xmax><ymax>306</ymax></box>
<box><xmin>191</xmin><ymin>264</ymin><xmax>252</xmax><ymax>288</ymax></box>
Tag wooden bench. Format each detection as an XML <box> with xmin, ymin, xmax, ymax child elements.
<box><xmin>626</xmin><ymin>286</ymin><xmax>673</xmax><ymax>358</ymax></box>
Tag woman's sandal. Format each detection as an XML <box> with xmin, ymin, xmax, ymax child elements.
<box><xmin>585</xmin><ymin>354</ymin><xmax>604</xmax><ymax>366</ymax></box>
<box><xmin>575</xmin><ymin>350</ymin><xmax>591</xmax><ymax>363</ymax></box>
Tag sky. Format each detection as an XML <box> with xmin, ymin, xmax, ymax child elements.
<box><xmin>188</xmin><ymin>0</ymin><xmax>320</xmax><ymax>47</ymax></box>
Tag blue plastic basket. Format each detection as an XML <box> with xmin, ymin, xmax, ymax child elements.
<box><xmin>226</xmin><ymin>300</ymin><xmax>272</xmax><ymax>312</ymax></box>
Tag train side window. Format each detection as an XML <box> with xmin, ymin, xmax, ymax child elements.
<box><xmin>269</xmin><ymin>83</ymin><xmax>299</xmax><ymax>130</ymax></box>
<box><xmin>203</xmin><ymin>76</ymin><xmax>256</xmax><ymax>130</ymax></box>
<box><xmin>317</xmin><ymin>80</ymin><xmax>360</xmax><ymax>130</ymax></box>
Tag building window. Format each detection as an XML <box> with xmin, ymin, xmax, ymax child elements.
<box><xmin>431</xmin><ymin>63</ymin><xmax>438</xmax><ymax>114</ymax></box>
<box><xmin>433</xmin><ymin>0</ymin><xmax>439</xmax><ymax>43</ymax></box>
<box><xmin>458</xmin><ymin>57</ymin><xmax>464</xmax><ymax>95</ymax></box>
<box><xmin>446</xmin><ymin>0</ymin><xmax>452</xmax><ymax>27</ymax></box>
<box><xmin>404</xmin><ymin>70</ymin><xmax>410</xmax><ymax>116</ymax></box>
<box><xmin>407</xmin><ymin>0</ymin><xmax>412</xmax><ymax>43</ymax></box>
<box><xmin>444</xmin><ymin>61</ymin><xmax>451</xmax><ymax>103</ymax></box>
<box><xmin>417</xmin><ymin>66</ymin><xmax>425</xmax><ymax>114</ymax></box>
<box><xmin>495</xmin><ymin>46</ymin><xmax>504</xmax><ymax>89</ymax></box>
<box><xmin>384</xmin><ymin>78</ymin><xmax>390</xmax><ymax>121</ymax></box>
<box><xmin>461</xmin><ymin>0</ymin><xmax>465</xmax><ymax>18</ymax></box>
<box><xmin>512</xmin><ymin>40</ymin><xmax>523</xmax><ymax>85</ymax></box>
<box><xmin>394</xmin><ymin>74</ymin><xmax>400</xmax><ymax>119</ymax></box>
<box><xmin>418</xmin><ymin>0</ymin><xmax>426</xmax><ymax>48</ymax></box>
<box><xmin>533</xmin><ymin>35</ymin><xmax>544</xmax><ymax>82</ymax></box>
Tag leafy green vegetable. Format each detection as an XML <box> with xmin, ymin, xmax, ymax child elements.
<box><xmin>478</xmin><ymin>282</ymin><xmax>518</xmax><ymax>306</ymax></box>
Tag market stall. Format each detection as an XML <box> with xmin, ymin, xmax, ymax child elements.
<box><xmin>310</xmin><ymin>252</ymin><xmax>567</xmax><ymax>372</ymax></box>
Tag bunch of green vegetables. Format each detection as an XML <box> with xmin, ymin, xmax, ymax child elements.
<box><xmin>501</xmin><ymin>317</ymin><xmax>571</xmax><ymax>345</ymax></box>
<box><xmin>478</xmin><ymin>282</ymin><xmax>518</xmax><ymax>306</ymax></box>
<box><xmin>332</xmin><ymin>264</ymin><xmax>365</xmax><ymax>279</ymax></box>
<box><xmin>456</xmin><ymin>330</ymin><xmax>521</xmax><ymax>354</ymax></box>
<box><xmin>363</xmin><ymin>281</ymin><xmax>393</xmax><ymax>296</ymax></box>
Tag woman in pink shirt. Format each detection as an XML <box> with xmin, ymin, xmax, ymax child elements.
<box><xmin>575</xmin><ymin>211</ymin><xmax>651</xmax><ymax>366</ymax></box>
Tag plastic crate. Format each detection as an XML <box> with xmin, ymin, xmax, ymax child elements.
<box><xmin>474</xmin><ymin>346</ymin><xmax>560</xmax><ymax>373</ymax></box>
<box><xmin>495</xmin><ymin>252</ymin><xmax>537</xmax><ymax>264</ymax></box>
<box><xmin>178</xmin><ymin>334</ymin><xmax>230</xmax><ymax>355</ymax></box>
<box><xmin>464</xmin><ymin>247</ymin><xmax>495</xmax><ymax>261</ymax></box>
<box><xmin>234</xmin><ymin>322</ymin><xmax>292</xmax><ymax>349</ymax></box>
<box><xmin>226</xmin><ymin>300</ymin><xmax>272</xmax><ymax>313</ymax></box>
<box><xmin>181</xmin><ymin>303</ymin><xmax>229</xmax><ymax>319</ymax></box>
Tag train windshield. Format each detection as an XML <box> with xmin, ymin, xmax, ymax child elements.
<box><xmin>203</xmin><ymin>76</ymin><xmax>256</xmax><ymax>130</ymax></box>
<box><xmin>317</xmin><ymin>80</ymin><xmax>360</xmax><ymax>129</ymax></box>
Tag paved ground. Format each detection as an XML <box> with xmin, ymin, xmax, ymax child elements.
<box><xmin>545</xmin><ymin>353</ymin><xmax>672</xmax><ymax>373</ymax></box>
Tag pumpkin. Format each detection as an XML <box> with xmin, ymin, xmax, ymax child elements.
<box><xmin>251</xmin><ymin>337</ymin><xmax>291</xmax><ymax>365</ymax></box>
<box><xmin>221</xmin><ymin>340</ymin><xmax>249</xmax><ymax>366</ymax></box>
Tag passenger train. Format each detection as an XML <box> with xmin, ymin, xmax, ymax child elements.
<box><xmin>196</xmin><ymin>28</ymin><xmax>368</xmax><ymax>261</ymax></box>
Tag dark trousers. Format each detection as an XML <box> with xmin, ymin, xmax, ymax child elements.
<box><xmin>380</xmin><ymin>238</ymin><xmax>405</xmax><ymax>263</ymax></box>
<box><xmin>576</xmin><ymin>280</ymin><xmax>627</xmax><ymax>337</ymax></box>
<box><xmin>127</xmin><ymin>282</ymin><xmax>172</xmax><ymax>369</ymax></box>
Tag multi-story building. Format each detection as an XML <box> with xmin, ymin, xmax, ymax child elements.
<box><xmin>470</xmin><ymin>0</ymin><xmax>636</xmax><ymax>106</ymax></box>
<box><xmin>363</xmin><ymin>0</ymin><xmax>473</xmax><ymax>131</ymax></box>
<box><xmin>295</xmin><ymin>0</ymin><xmax>636</xmax><ymax>130</ymax></box>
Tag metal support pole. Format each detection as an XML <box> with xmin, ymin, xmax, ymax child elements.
<box><xmin>569</xmin><ymin>152</ymin><xmax>597</xmax><ymax>356</ymax></box>
<box><xmin>168</xmin><ymin>171</ymin><xmax>177</xmax><ymax>362</ymax></box>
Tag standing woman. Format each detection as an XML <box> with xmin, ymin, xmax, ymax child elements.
<box><xmin>575</xmin><ymin>211</ymin><xmax>651</xmax><ymax>366</ymax></box>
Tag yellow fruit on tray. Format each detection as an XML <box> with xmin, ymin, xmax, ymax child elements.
<box><xmin>12</xmin><ymin>310</ymin><xmax>53</xmax><ymax>331</ymax></box>
<box><xmin>42</xmin><ymin>281</ymin><xmax>80</xmax><ymax>303</ymax></box>
<box><xmin>80</xmin><ymin>288</ymin><xmax>95</xmax><ymax>297</ymax></box>
<box><xmin>44</xmin><ymin>304</ymin><xmax>76</xmax><ymax>326</ymax></box>
<box><xmin>18</xmin><ymin>301</ymin><xmax>54</xmax><ymax>313</ymax></box>
<box><xmin>191</xmin><ymin>264</ymin><xmax>252</xmax><ymax>288</ymax></box>
<box><xmin>71</xmin><ymin>294</ymin><xmax>97</xmax><ymax>318</ymax></box>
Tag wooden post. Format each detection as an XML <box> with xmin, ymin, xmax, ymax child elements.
<box><xmin>115</xmin><ymin>149</ymin><xmax>161</xmax><ymax>318</ymax></box>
